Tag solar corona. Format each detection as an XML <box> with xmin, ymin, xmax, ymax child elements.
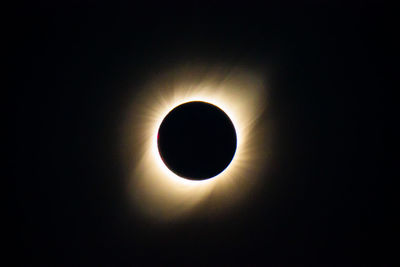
<box><xmin>121</xmin><ymin>65</ymin><xmax>271</xmax><ymax>221</ymax></box>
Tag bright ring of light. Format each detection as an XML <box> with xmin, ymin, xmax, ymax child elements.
<box><xmin>121</xmin><ymin>65</ymin><xmax>271</xmax><ymax>222</ymax></box>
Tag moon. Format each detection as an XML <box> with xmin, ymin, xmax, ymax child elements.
<box><xmin>157</xmin><ymin>101</ymin><xmax>237</xmax><ymax>180</ymax></box>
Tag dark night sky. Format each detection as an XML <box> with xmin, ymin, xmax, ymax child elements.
<box><xmin>10</xmin><ymin>1</ymin><xmax>387</xmax><ymax>265</ymax></box>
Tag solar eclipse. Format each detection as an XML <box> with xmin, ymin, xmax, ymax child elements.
<box><xmin>157</xmin><ymin>101</ymin><xmax>237</xmax><ymax>180</ymax></box>
<box><xmin>121</xmin><ymin>65</ymin><xmax>271</xmax><ymax>221</ymax></box>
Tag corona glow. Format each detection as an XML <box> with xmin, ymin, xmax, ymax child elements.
<box><xmin>121</xmin><ymin>65</ymin><xmax>271</xmax><ymax>222</ymax></box>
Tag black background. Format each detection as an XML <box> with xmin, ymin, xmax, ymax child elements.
<box><xmin>10</xmin><ymin>1</ymin><xmax>386</xmax><ymax>265</ymax></box>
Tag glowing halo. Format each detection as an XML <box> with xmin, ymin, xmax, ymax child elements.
<box><xmin>121</xmin><ymin>65</ymin><xmax>271</xmax><ymax>222</ymax></box>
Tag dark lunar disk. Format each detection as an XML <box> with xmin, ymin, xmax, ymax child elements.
<box><xmin>157</xmin><ymin>101</ymin><xmax>237</xmax><ymax>180</ymax></box>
